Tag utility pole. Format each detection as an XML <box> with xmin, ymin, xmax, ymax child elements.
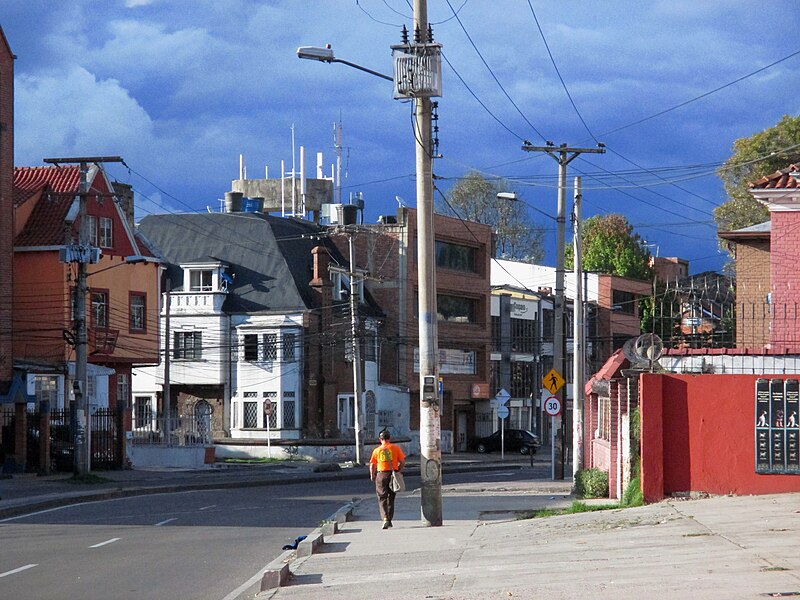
<box><xmin>521</xmin><ymin>144</ymin><xmax>603</xmax><ymax>479</ymax></box>
<box><xmin>163</xmin><ymin>280</ymin><xmax>172</xmax><ymax>445</ymax></box>
<box><xmin>348</xmin><ymin>229</ymin><xmax>364</xmax><ymax>465</ymax></box>
<box><xmin>572</xmin><ymin>177</ymin><xmax>584</xmax><ymax>479</ymax></box>
<box><xmin>44</xmin><ymin>155</ymin><xmax>123</xmax><ymax>476</ymax></box>
<box><xmin>412</xmin><ymin>0</ymin><xmax>443</xmax><ymax>527</ymax></box>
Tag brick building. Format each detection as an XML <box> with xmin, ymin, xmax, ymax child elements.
<box><xmin>719</xmin><ymin>164</ymin><xmax>799</xmax><ymax>350</ymax></box>
<box><xmin>0</xmin><ymin>27</ymin><xmax>14</xmax><ymax>386</ymax></box>
<box><xmin>335</xmin><ymin>207</ymin><xmax>493</xmax><ymax>452</ymax></box>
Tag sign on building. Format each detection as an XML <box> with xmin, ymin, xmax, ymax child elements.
<box><xmin>755</xmin><ymin>378</ymin><xmax>800</xmax><ymax>474</ymax></box>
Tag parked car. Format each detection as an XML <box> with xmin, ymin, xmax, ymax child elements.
<box><xmin>474</xmin><ymin>429</ymin><xmax>541</xmax><ymax>455</ymax></box>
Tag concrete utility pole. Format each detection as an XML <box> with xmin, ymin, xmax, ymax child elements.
<box><xmin>163</xmin><ymin>280</ymin><xmax>172</xmax><ymax>446</ymax></box>
<box><xmin>413</xmin><ymin>0</ymin><xmax>443</xmax><ymax>527</ymax></box>
<box><xmin>348</xmin><ymin>229</ymin><xmax>364</xmax><ymax>465</ymax></box>
<box><xmin>44</xmin><ymin>155</ymin><xmax>123</xmax><ymax>476</ymax></box>
<box><xmin>521</xmin><ymin>144</ymin><xmax>603</xmax><ymax>479</ymax></box>
<box><xmin>572</xmin><ymin>177</ymin><xmax>584</xmax><ymax>478</ymax></box>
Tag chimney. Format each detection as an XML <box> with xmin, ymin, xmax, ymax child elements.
<box><xmin>310</xmin><ymin>245</ymin><xmax>331</xmax><ymax>286</ymax></box>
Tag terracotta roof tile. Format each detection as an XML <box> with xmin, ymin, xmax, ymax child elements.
<box><xmin>14</xmin><ymin>166</ymin><xmax>81</xmax><ymax>247</ymax></box>
<box><xmin>750</xmin><ymin>164</ymin><xmax>800</xmax><ymax>190</ymax></box>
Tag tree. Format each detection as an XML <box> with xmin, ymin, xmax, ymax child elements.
<box><xmin>714</xmin><ymin>114</ymin><xmax>800</xmax><ymax>233</ymax></box>
<box><xmin>566</xmin><ymin>214</ymin><xmax>653</xmax><ymax>280</ymax></box>
<box><xmin>437</xmin><ymin>171</ymin><xmax>545</xmax><ymax>263</ymax></box>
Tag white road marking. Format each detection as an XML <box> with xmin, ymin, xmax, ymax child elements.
<box><xmin>89</xmin><ymin>537</ymin><xmax>120</xmax><ymax>548</ymax></box>
<box><xmin>198</xmin><ymin>504</ymin><xmax>217</xmax><ymax>511</ymax></box>
<box><xmin>485</xmin><ymin>471</ymin><xmax>516</xmax><ymax>477</ymax></box>
<box><xmin>0</xmin><ymin>564</ymin><xmax>37</xmax><ymax>578</ymax></box>
<box><xmin>154</xmin><ymin>518</ymin><xmax>177</xmax><ymax>526</ymax></box>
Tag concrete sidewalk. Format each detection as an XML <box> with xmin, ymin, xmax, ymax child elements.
<box><xmin>265</xmin><ymin>485</ymin><xmax>800</xmax><ymax>600</ymax></box>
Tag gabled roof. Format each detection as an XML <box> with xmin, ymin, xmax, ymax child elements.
<box><xmin>138</xmin><ymin>212</ymin><xmax>383</xmax><ymax>316</ymax></box>
<box><xmin>750</xmin><ymin>164</ymin><xmax>800</xmax><ymax>190</ymax></box>
<box><xmin>13</xmin><ymin>166</ymin><xmax>81</xmax><ymax>246</ymax></box>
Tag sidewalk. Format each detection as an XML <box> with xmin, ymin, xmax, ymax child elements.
<box><xmin>265</xmin><ymin>486</ymin><xmax>800</xmax><ymax>600</ymax></box>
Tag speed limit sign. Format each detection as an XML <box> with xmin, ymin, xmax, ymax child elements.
<box><xmin>544</xmin><ymin>395</ymin><xmax>562</xmax><ymax>417</ymax></box>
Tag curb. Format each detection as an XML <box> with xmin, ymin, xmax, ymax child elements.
<box><xmin>257</xmin><ymin>499</ymin><xmax>359</xmax><ymax>595</ymax></box>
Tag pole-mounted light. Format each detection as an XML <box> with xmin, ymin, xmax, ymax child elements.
<box><xmin>296</xmin><ymin>45</ymin><xmax>393</xmax><ymax>81</ymax></box>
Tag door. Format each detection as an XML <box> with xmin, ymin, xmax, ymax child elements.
<box><xmin>457</xmin><ymin>411</ymin><xmax>468</xmax><ymax>452</ymax></box>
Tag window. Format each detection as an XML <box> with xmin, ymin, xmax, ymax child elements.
<box><xmin>117</xmin><ymin>374</ymin><xmax>130</xmax><ymax>409</ymax></box>
<box><xmin>511</xmin><ymin>317</ymin><xmax>537</xmax><ymax>353</ymax></box>
<box><xmin>174</xmin><ymin>331</ymin><xmax>202</xmax><ymax>359</ymax></box>
<box><xmin>243</xmin><ymin>334</ymin><xmax>259</xmax><ymax>361</ymax></box>
<box><xmin>134</xmin><ymin>396</ymin><xmax>153</xmax><ymax>428</ymax></box>
<box><xmin>363</xmin><ymin>331</ymin><xmax>377</xmax><ymax>362</ymax></box>
<box><xmin>33</xmin><ymin>376</ymin><xmax>59</xmax><ymax>408</ymax></box>
<box><xmin>598</xmin><ymin>396</ymin><xmax>611</xmax><ymax>441</ymax></box>
<box><xmin>612</xmin><ymin>290</ymin><xmax>636</xmax><ymax>315</ymax></box>
<box><xmin>282</xmin><ymin>333</ymin><xmax>296</xmax><ymax>362</ymax></box>
<box><xmin>130</xmin><ymin>293</ymin><xmax>146</xmax><ymax>332</ymax></box>
<box><xmin>243</xmin><ymin>401</ymin><xmax>258</xmax><ymax>428</ymax></box>
<box><xmin>542</xmin><ymin>308</ymin><xmax>554</xmax><ymax>339</ymax></box>
<box><xmin>86</xmin><ymin>215</ymin><xmax>98</xmax><ymax>246</ymax></box>
<box><xmin>263</xmin><ymin>333</ymin><xmax>278</xmax><ymax>361</ymax></box>
<box><xmin>91</xmin><ymin>291</ymin><xmax>109</xmax><ymax>329</ymax></box>
<box><xmin>435</xmin><ymin>241</ymin><xmax>476</xmax><ymax>272</ymax></box>
<box><xmin>437</xmin><ymin>294</ymin><xmax>477</xmax><ymax>323</ymax></box>
<box><xmin>99</xmin><ymin>216</ymin><xmax>113</xmax><ymax>248</ymax></box>
<box><xmin>491</xmin><ymin>315</ymin><xmax>501</xmax><ymax>351</ymax></box>
<box><xmin>189</xmin><ymin>270</ymin><xmax>213</xmax><ymax>291</ymax></box>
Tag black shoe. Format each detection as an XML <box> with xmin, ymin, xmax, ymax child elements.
<box><xmin>386</xmin><ymin>520</ymin><xmax>393</xmax><ymax>528</ymax></box>
<box><xmin>382</xmin><ymin>520</ymin><xmax>391</xmax><ymax>529</ymax></box>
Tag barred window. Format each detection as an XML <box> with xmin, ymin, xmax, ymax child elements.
<box><xmin>283</xmin><ymin>333</ymin><xmax>296</xmax><ymax>362</ymax></box>
<box><xmin>263</xmin><ymin>333</ymin><xmax>278</xmax><ymax>361</ymax></box>
<box><xmin>134</xmin><ymin>396</ymin><xmax>153</xmax><ymax>428</ymax></box>
<box><xmin>243</xmin><ymin>401</ymin><xmax>258</xmax><ymax>428</ymax></box>
<box><xmin>283</xmin><ymin>400</ymin><xmax>296</xmax><ymax>428</ymax></box>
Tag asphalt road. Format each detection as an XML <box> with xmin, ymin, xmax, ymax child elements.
<box><xmin>0</xmin><ymin>468</ymin><xmax>541</xmax><ymax>600</ymax></box>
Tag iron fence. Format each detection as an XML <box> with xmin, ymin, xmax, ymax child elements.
<box><xmin>130</xmin><ymin>407</ymin><xmax>211</xmax><ymax>447</ymax></box>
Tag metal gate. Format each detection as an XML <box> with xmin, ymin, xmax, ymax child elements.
<box><xmin>90</xmin><ymin>408</ymin><xmax>119</xmax><ymax>470</ymax></box>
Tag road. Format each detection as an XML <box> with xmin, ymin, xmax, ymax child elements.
<box><xmin>0</xmin><ymin>467</ymin><xmax>542</xmax><ymax>600</ymax></box>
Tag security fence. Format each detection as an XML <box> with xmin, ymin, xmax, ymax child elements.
<box><xmin>130</xmin><ymin>406</ymin><xmax>212</xmax><ymax>447</ymax></box>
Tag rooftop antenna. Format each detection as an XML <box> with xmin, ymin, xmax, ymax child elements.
<box><xmin>334</xmin><ymin>118</ymin><xmax>342</xmax><ymax>204</ymax></box>
<box><xmin>291</xmin><ymin>124</ymin><xmax>296</xmax><ymax>215</ymax></box>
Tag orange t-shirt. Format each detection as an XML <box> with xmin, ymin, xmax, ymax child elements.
<box><xmin>370</xmin><ymin>442</ymin><xmax>406</xmax><ymax>472</ymax></box>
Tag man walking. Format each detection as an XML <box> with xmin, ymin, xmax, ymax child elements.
<box><xmin>369</xmin><ymin>429</ymin><xmax>406</xmax><ymax>529</ymax></box>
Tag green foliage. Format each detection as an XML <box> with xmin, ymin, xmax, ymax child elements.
<box><xmin>621</xmin><ymin>476</ymin><xmax>644</xmax><ymax>507</ymax></box>
<box><xmin>714</xmin><ymin>114</ymin><xmax>800</xmax><ymax>241</ymax></box>
<box><xmin>566</xmin><ymin>214</ymin><xmax>653</xmax><ymax>281</ymax></box>
<box><xmin>574</xmin><ymin>468</ymin><xmax>609</xmax><ymax>499</ymax></box>
<box><xmin>438</xmin><ymin>170</ymin><xmax>545</xmax><ymax>263</ymax></box>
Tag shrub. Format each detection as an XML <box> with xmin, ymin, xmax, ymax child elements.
<box><xmin>575</xmin><ymin>468</ymin><xmax>609</xmax><ymax>499</ymax></box>
<box><xmin>621</xmin><ymin>475</ymin><xmax>644</xmax><ymax>506</ymax></box>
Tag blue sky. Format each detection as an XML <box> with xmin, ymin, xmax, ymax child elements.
<box><xmin>2</xmin><ymin>1</ymin><xmax>798</xmax><ymax>273</ymax></box>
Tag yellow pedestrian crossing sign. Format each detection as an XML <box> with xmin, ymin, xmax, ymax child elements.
<box><xmin>542</xmin><ymin>369</ymin><xmax>565</xmax><ymax>394</ymax></box>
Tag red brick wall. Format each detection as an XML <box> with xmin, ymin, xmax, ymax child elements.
<box><xmin>769</xmin><ymin>211</ymin><xmax>800</xmax><ymax>351</ymax></box>
<box><xmin>0</xmin><ymin>29</ymin><xmax>14</xmax><ymax>381</ymax></box>
<box><xmin>640</xmin><ymin>373</ymin><xmax>800</xmax><ymax>502</ymax></box>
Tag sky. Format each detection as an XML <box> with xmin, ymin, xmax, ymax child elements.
<box><xmin>2</xmin><ymin>1</ymin><xmax>799</xmax><ymax>274</ymax></box>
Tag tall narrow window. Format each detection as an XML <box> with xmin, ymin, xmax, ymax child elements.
<box><xmin>243</xmin><ymin>334</ymin><xmax>259</xmax><ymax>361</ymax></box>
<box><xmin>130</xmin><ymin>293</ymin><xmax>146</xmax><ymax>332</ymax></box>
<box><xmin>263</xmin><ymin>333</ymin><xmax>278</xmax><ymax>361</ymax></box>
<box><xmin>99</xmin><ymin>216</ymin><xmax>113</xmax><ymax>248</ymax></box>
<box><xmin>282</xmin><ymin>333</ymin><xmax>296</xmax><ymax>362</ymax></box>
<box><xmin>91</xmin><ymin>291</ymin><xmax>109</xmax><ymax>328</ymax></box>
<box><xmin>117</xmin><ymin>374</ymin><xmax>130</xmax><ymax>409</ymax></box>
<box><xmin>86</xmin><ymin>215</ymin><xmax>98</xmax><ymax>246</ymax></box>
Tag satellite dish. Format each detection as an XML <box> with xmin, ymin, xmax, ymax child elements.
<box><xmin>635</xmin><ymin>333</ymin><xmax>663</xmax><ymax>363</ymax></box>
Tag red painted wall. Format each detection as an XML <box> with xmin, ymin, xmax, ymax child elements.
<box><xmin>640</xmin><ymin>373</ymin><xmax>800</xmax><ymax>502</ymax></box>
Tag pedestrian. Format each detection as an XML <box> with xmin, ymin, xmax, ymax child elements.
<box><xmin>369</xmin><ymin>429</ymin><xmax>406</xmax><ymax>530</ymax></box>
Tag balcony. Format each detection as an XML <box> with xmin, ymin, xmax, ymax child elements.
<box><xmin>169</xmin><ymin>291</ymin><xmax>226</xmax><ymax>315</ymax></box>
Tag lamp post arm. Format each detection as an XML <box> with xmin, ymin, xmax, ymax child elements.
<box><xmin>332</xmin><ymin>58</ymin><xmax>393</xmax><ymax>81</ymax></box>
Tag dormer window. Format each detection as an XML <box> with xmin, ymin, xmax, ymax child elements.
<box><xmin>332</xmin><ymin>272</ymin><xmax>364</xmax><ymax>303</ymax></box>
<box><xmin>189</xmin><ymin>269</ymin><xmax>214</xmax><ymax>292</ymax></box>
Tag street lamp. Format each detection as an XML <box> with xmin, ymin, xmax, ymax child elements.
<box><xmin>296</xmin><ymin>45</ymin><xmax>393</xmax><ymax>82</ymax></box>
<box><xmin>297</xmin><ymin>13</ymin><xmax>444</xmax><ymax>525</ymax></box>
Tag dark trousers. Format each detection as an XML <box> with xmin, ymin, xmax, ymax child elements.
<box><xmin>375</xmin><ymin>471</ymin><xmax>396</xmax><ymax>521</ymax></box>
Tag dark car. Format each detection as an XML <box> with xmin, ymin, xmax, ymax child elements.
<box><xmin>474</xmin><ymin>429</ymin><xmax>541</xmax><ymax>455</ymax></box>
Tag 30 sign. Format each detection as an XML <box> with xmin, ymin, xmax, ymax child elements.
<box><xmin>544</xmin><ymin>395</ymin><xmax>562</xmax><ymax>417</ymax></box>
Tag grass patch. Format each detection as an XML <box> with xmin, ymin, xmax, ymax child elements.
<box><xmin>64</xmin><ymin>473</ymin><xmax>113</xmax><ymax>485</ymax></box>
<box><xmin>683</xmin><ymin>532</ymin><xmax>712</xmax><ymax>538</ymax></box>
<box><xmin>621</xmin><ymin>475</ymin><xmax>644</xmax><ymax>506</ymax></box>
<box><xmin>760</xmin><ymin>566</ymin><xmax>789</xmax><ymax>572</ymax></box>
<box><xmin>517</xmin><ymin>500</ymin><xmax>620</xmax><ymax>520</ymax></box>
